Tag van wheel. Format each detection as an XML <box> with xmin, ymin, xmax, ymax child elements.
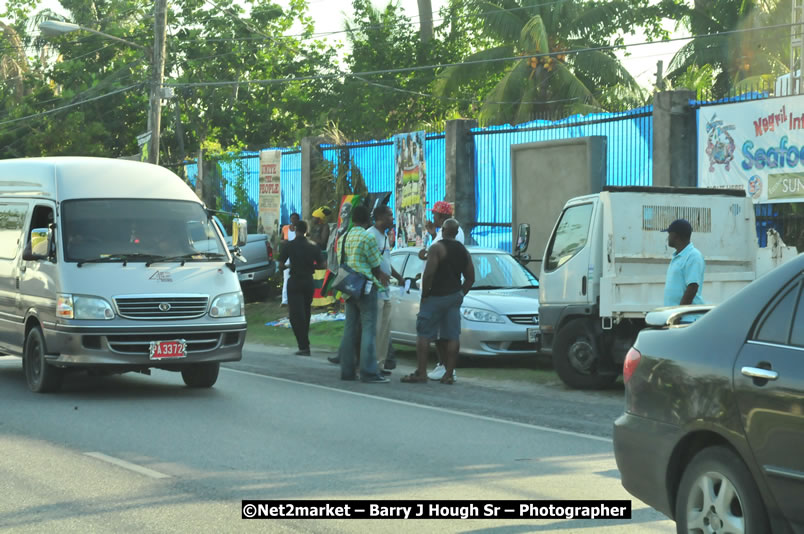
<box><xmin>675</xmin><ymin>446</ymin><xmax>768</xmax><ymax>534</ymax></box>
<box><xmin>181</xmin><ymin>362</ymin><xmax>220</xmax><ymax>388</ymax></box>
<box><xmin>24</xmin><ymin>327</ymin><xmax>63</xmax><ymax>393</ymax></box>
<box><xmin>552</xmin><ymin>318</ymin><xmax>616</xmax><ymax>390</ymax></box>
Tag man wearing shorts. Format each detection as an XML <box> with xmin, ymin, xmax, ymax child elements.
<box><xmin>402</xmin><ymin>219</ymin><xmax>474</xmax><ymax>384</ymax></box>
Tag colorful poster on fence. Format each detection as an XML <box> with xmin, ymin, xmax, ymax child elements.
<box><xmin>698</xmin><ymin>95</ymin><xmax>804</xmax><ymax>203</ymax></box>
<box><xmin>394</xmin><ymin>131</ymin><xmax>427</xmax><ymax>247</ymax></box>
<box><xmin>258</xmin><ymin>150</ymin><xmax>282</xmax><ymax>247</ymax></box>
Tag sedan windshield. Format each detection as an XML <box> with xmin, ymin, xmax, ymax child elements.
<box><xmin>62</xmin><ymin>199</ymin><xmax>227</xmax><ymax>262</ymax></box>
<box><xmin>471</xmin><ymin>253</ymin><xmax>538</xmax><ymax>289</ymax></box>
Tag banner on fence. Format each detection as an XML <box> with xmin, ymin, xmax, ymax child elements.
<box><xmin>699</xmin><ymin>95</ymin><xmax>804</xmax><ymax>203</ymax></box>
<box><xmin>258</xmin><ymin>150</ymin><xmax>282</xmax><ymax>247</ymax></box>
<box><xmin>394</xmin><ymin>131</ymin><xmax>427</xmax><ymax>247</ymax></box>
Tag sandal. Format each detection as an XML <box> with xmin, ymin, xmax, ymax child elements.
<box><xmin>401</xmin><ymin>373</ymin><xmax>428</xmax><ymax>383</ymax></box>
<box><xmin>440</xmin><ymin>374</ymin><xmax>455</xmax><ymax>385</ymax></box>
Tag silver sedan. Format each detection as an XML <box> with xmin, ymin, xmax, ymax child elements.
<box><xmin>388</xmin><ymin>247</ymin><xmax>541</xmax><ymax>357</ymax></box>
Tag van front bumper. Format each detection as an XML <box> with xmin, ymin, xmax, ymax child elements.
<box><xmin>42</xmin><ymin>321</ymin><xmax>246</xmax><ymax>367</ymax></box>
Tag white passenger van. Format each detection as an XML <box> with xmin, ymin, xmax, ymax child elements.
<box><xmin>0</xmin><ymin>157</ymin><xmax>248</xmax><ymax>393</ymax></box>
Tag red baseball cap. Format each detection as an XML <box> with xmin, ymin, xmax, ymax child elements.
<box><xmin>431</xmin><ymin>201</ymin><xmax>453</xmax><ymax>215</ymax></box>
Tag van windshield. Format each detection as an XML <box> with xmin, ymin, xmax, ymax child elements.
<box><xmin>62</xmin><ymin>199</ymin><xmax>227</xmax><ymax>262</ymax></box>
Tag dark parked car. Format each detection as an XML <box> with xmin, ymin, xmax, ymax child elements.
<box><xmin>613</xmin><ymin>253</ymin><xmax>804</xmax><ymax>534</ymax></box>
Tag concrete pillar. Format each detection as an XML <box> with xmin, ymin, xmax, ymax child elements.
<box><xmin>445</xmin><ymin>119</ymin><xmax>478</xmax><ymax>244</ymax></box>
<box><xmin>652</xmin><ymin>90</ymin><xmax>697</xmax><ymax>187</ymax></box>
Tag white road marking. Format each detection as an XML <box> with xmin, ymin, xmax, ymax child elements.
<box><xmin>222</xmin><ymin>367</ymin><xmax>613</xmax><ymax>444</ymax></box>
<box><xmin>83</xmin><ymin>452</ymin><xmax>171</xmax><ymax>479</ymax></box>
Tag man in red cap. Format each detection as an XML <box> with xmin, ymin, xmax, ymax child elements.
<box><xmin>417</xmin><ymin>200</ymin><xmax>466</xmax><ymax>381</ymax></box>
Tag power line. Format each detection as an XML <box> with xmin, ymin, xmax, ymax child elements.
<box><xmin>163</xmin><ymin>21</ymin><xmax>800</xmax><ymax>89</ymax></box>
<box><xmin>0</xmin><ymin>83</ymin><xmax>143</xmax><ymax>128</ymax></box>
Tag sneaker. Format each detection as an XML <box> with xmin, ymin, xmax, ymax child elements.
<box><xmin>427</xmin><ymin>364</ymin><xmax>446</xmax><ymax>380</ymax></box>
<box><xmin>327</xmin><ymin>356</ymin><xmax>340</xmax><ymax>365</ymax></box>
<box><xmin>362</xmin><ymin>375</ymin><xmax>390</xmax><ymax>384</ymax></box>
<box><xmin>295</xmin><ymin>349</ymin><xmax>311</xmax><ymax>356</ymax></box>
<box><xmin>427</xmin><ymin>364</ymin><xmax>457</xmax><ymax>382</ymax></box>
<box><xmin>380</xmin><ymin>368</ymin><xmax>392</xmax><ymax>376</ymax></box>
<box><xmin>382</xmin><ymin>359</ymin><xmax>396</xmax><ymax>370</ymax></box>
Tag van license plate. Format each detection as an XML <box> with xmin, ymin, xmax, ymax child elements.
<box><xmin>527</xmin><ymin>328</ymin><xmax>539</xmax><ymax>344</ymax></box>
<box><xmin>149</xmin><ymin>340</ymin><xmax>187</xmax><ymax>360</ymax></box>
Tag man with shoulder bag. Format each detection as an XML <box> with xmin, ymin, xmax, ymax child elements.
<box><xmin>334</xmin><ymin>205</ymin><xmax>390</xmax><ymax>383</ymax></box>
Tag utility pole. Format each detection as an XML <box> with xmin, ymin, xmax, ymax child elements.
<box><xmin>655</xmin><ymin>60</ymin><xmax>664</xmax><ymax>91</ymax></box>
<box><xmin>148</xmin><ymin>0</ymin><xmax>168</xmax><ymax>165</ymax></box>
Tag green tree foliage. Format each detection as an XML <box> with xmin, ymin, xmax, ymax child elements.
<box><xmin>329</xmin><ymin>0</ymin><xmax>486</xmax><ymax>139</ymax></box>
<box><xmin>0</xmin><ymin>0</ymin><xmax>338</xmax><ymax>161</ymax></box>
<box><xmin>433</xmin><ymin>0</ymin><xmax>681</xmax><ymax>125</ymax></box>
<box><xmin>667</xmin><ymin>0</ymin><xmax>790</xmax><ymax>98</ymax></box>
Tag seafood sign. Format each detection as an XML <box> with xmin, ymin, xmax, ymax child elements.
<box><xmin>699</xmin><ymin>95</ymin><xmax>804</xmax><ymax>203</ymax></box>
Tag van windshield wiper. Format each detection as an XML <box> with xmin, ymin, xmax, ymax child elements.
<box><xmin>145</xmin><ymin>252</ymin><xmax>227</xmax><ymax>267</ymax></box>
<box><xmin>76</xmin><ymin>253</ymin><xmax>161</xmax><ymax>268</ymax></box>
<box><xmin>471</xmin><ymin>285</ymin><xmax>505</xmax><ymax>290</ymax></box>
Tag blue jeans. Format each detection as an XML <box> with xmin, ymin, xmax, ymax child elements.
<box><xmin>338</xmin><ymin>287</ymin><xmax>380</xmax><ymax>381</ymax></box>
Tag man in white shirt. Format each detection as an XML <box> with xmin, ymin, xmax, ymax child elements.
<box><xmin>369</xmin><ymin>205</ymin><xmax>403</xmax><ymax>372</ymax></box>
<box><xmin>416</xmin><ymin>201</ymin><xmax>466</xmax><ymax>381</ymax></box>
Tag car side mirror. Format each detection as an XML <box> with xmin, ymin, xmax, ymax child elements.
<box><xmin>515</xmin><ymin>223</ymin><xmax>530</xmax><ymax>254</ymax></box>
<box><xmin>23</xmin><ymin>227</ymin><xmax>52</xmax><ymax>261</ymax></box>
<box><xmin>232</xmin><ymin>218</ymin><xmax>248</xmax><ymax>247</ymax></box>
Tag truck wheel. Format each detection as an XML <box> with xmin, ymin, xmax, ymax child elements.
<box><xmin>552</xmin><ymin>318</ymin><xmax>616</xmax><ymax>390</ymax></box>
<box><xmin>24</xmin><ymin>327</ymin><xmax>63</xmax><ymax>393</ymax></box>
<box><xmin>181</xmin><ymin>362</ymin><xmax>220</xmax><ymax>388</ymax></box>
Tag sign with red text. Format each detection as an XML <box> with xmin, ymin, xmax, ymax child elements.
<box><xmin>698</xmin><ymin>95</ymin><xmax>804</xmax><ymax>203</ymax></box>
<box><xmin>258</xmin><ymin>150</ymin><xmax>282</xmax><ymax>247</ymax></box>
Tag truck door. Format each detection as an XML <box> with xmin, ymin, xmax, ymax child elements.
<box><xmin>539</xmin><ymin>201</ymin><xmax>595</xmax><ymax>307</ymax></box>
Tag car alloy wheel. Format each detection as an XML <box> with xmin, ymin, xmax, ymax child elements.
<box><xmin>675</xmin><ymin>446</ymin><xmax>768</xmax><ymax>534</ymax></box>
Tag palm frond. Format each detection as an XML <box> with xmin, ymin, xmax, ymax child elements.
<box><xmin>518</xmin><ymin>15</ymin><xmax>549</xmax><ymax>54</ymax></box>
<box><xmin>474</xmin><ymin>1</ymin><xmax>527</xmax><ymax>43</ymax></box>
<box><xmin>432</xmin><ymin>45</ymin><xmax>515</xmax><ymax>96</ymax></box>
<box><xmin>570</xmin><ymin>49</ymin><xmax>641</xmax><ymax>92</ymax></box>
<box><xmin>479</xmin><ymin>58</ymin><xmax>529</xmax><ymax>125</ymax></box>
<box><xmin>548</xmin><ymin>61</ymin><xmax>596</xmax><ymax>105</ymax></box>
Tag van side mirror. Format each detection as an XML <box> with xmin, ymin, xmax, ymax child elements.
<box><xmin>516</xmin><ymin>223</ymin><xmax>530</xmax><ymax>254</ymax></box>
<box><xmin>23</xmin><ymin>227</ymin><xmax>52</xmax><ymax>261</ymax></box>
<box><xmin>232</xmin><ymin>218</ymin><xmax>248</xmax><ymax>247</ymax></box>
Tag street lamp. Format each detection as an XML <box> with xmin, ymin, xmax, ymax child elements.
<box><xmin>39</xmin><ymin>7</ymin><xmax>167</xmax><ymax>164</ymax></box>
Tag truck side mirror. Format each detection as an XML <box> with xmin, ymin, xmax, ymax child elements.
<box><xmin>516</xmin><ymin>223</ymin><xmax>530</xmax><ymax>254</ymax></box>
<box><xmin>23</xmin><ymin>227</ymin><xmax>52</xmax><ymax>261</ymax></box>
<box><xmin>232</xmin><ymin>218</ymin><xmax>248</xmax><ymax>247</ymax></box>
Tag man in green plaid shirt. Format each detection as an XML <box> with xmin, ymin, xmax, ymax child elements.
<box><xmin>336</xmin><ymin>205</ymin><xmax>391</xmax><ymax>383</ymax></box>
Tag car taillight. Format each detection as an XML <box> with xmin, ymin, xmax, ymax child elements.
<box><xmin>265</xmin><ymin>241</ymin><xmax>273</xmax><ymax>260</ymax></box>
<box><xmin>623</xmin><ymin>347</ymin><xmax>641</xmax><ymax>384</ymax></box>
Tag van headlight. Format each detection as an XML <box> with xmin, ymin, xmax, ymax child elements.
<box><xmin>461</xmin><ymin>307</ymin><xmax>505</xmax><ymax>323</ymax></box>
<box><xmin>57</xmin><ymin>294</ymin><xmax>114</xmax><ymax>320</ymax></box>
<box><xmin>210</xmin><ymin>292</ymin><xmax>244</xmax><ymax>318</ymax></box>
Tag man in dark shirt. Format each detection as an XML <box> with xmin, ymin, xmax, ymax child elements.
<box><xmin>278</xmin><ymin>220</ymin><xmax>320</xmax><ymax>356</ymax></box>
<box><xmin>402</xmin><ymin>219</ymin><xmax>474</xmax><ymax>384</ymax></box>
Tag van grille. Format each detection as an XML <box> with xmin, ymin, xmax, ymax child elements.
<box><xmin>114</xmin><ymin>296</ymin><xmax>209</xmax><ymax>320</ymax></box>
<box><xmin>106</xmin><ymin>332</ymin><xmax>221</xmax><ymax>354</ymax></box>
<box><xmin>508</xmin><ymin>314</ymin><xmax>539</xmax><ymax>325</ymax></box>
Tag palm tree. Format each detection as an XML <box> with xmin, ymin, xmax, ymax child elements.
<box><xmin>667</xmin><ymin>0</ymin><xmax>789</xmax><ymax>98</ymax></box>
<box><xmin>0</xmin><ymin>21</ymin><xmax>29</xmax><ymax>103</ymax></box>
<box><xmin>433</xmin><ymin>0</ymin><xmax>645</xmax><ymax>125</ymax></box>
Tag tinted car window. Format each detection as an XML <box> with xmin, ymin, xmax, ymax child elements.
<box><xmin>791</xmin><ymin>287</ymin><xmax>804</xmax><ymax>347</ymax></box>
<box><xmin>754</xmin><ymin>282</ymin><xmax>800</xmax><ymax>345</ymax></box>
<box><xmin>402</xmin><ymin>254</ymin><xmax>425</xmax><ymax>280</ymax></box>
<box><xmin>391</xmin><ymin>253</ymin><xmax>407</xmax><ymax>276</ymax></box>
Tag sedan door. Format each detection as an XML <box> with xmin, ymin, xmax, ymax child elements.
<box><xmin>391</xmin><ymin>252</ymin><xmax>426</xmax><ymax>343</ymax></box>
<box><xmin>733</xmin><ymin>275</ymin><xmax>804</xmax><ymax>526</ymax></box>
